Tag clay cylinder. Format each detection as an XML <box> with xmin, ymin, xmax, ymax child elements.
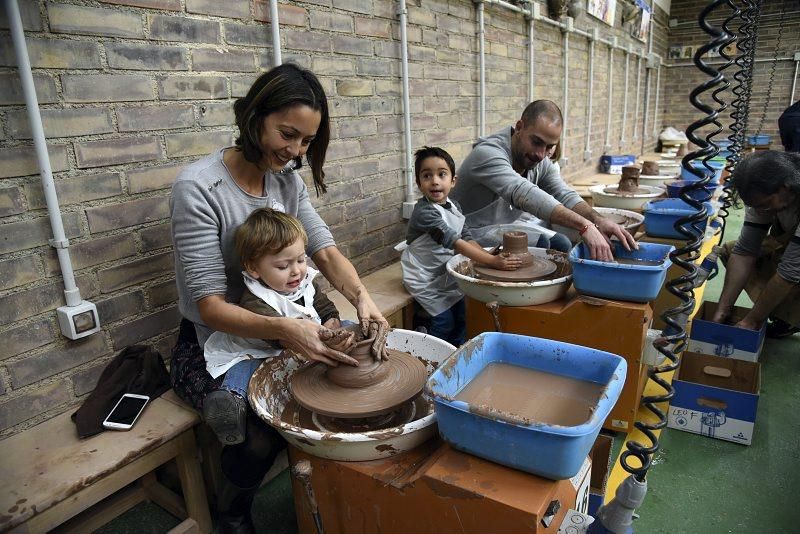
<box><xmin>621</xmin><ymin>166</ymin><xmax>641</xmax><ymax>179</ymax></box>
<box><xmin>642</xmin><ymin>161</ymin><xmax>660</xmax><ymax>176</ymax></box>
<box><xmin>325</xmin><ymin>339</ymin><xmax>388</xmax><ymax>388</ymax></box>
<box><xmin>502</xmin><ymin>231</ymin><xmax>533</xmax><ymax>266</ymax></box>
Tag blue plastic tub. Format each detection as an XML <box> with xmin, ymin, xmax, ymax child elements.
<box><xmin>425</xmin><ymin>332</ymin><xmax>627</xmax><ymax>480</ymax></box>
<box><xmin>643</xmin><ymin>198</ymin><xmax>714</xmax><ymax>239</ymax></box>
<box><xmin>681</xmin><ymin>160</ymin><xmax>724</xmax><ymax>183</ymax></box>
<box><xmin>747</xmin><ymin>134</ymin><xmax>770</xmax><ymax>146</ymax></box>
<box><xmin>569</xmin><ymin>241</ymin><xmax>674</xmax><ymax>303</ymax></box>
<box><xmin>666</xmin><ymin>179</ymin><xmax>718</xmax><ymax>201</ymax></box>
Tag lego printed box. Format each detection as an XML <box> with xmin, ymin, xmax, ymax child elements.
<box><xmin>687</xmin><ymin>301</ymin><xmax>766</xmax><ymax>362</ymax></box>
<box><xmin>667</xmin><ymin>351</ymin><xmax>760</xmax><ymax>445</ymax></box>
<box><xmin>599</xmin><ymin>155</ymin><xmax>636</xmax><ymax>174</ymax></box>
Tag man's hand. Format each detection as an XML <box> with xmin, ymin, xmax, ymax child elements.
<box><xmin>710</xmin><ymin>306</ymin><xmax>732</xmax><ymax>324</ymax></box>
<box><xmin>734</xmin><ymin>317</ymin><xmax>762</xmax><ymax>331</ymax></box>
<box><xmin>356</xmin><ymin>296</ymin><xmax>390</xmax><ymax>362</ymax></box>
<box><xmin>596</xmin><ymin>216</ymin><xmax>638</xmax><ymax>251</ymax></box>
<box><xmin>581</xmin><ymin>224</ymin><xmax>615</xmax><ymax>261</ymax></box>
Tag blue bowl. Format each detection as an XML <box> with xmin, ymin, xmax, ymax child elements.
<box><xmin>569</xmin><ymin>241</ymin><xmax>674</xmax><ymax>303</ymax></box>
<box><xmin>643</xmin><ymin>198</ymin><xmax>714</xmax><ymax>239</ymax></box>
<box><xmin>680</xmin><ymin>160</ymin><xmax>723</xmax><ymax>183</ymax></box>
<box><xmin>666</xmin><ymin>179</ymin><xmax>718</xmax><ymax>201</ymax></box>
<box><xmin>425</xmin><ymin>332</ymin><xmax>627</xmax><ymax>480</ymax></box>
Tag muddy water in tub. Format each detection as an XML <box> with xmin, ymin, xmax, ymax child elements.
<box><xmin>454</xmin><ymin>362</ymin><xmax>605</xmax><ymax>426</ymax></box>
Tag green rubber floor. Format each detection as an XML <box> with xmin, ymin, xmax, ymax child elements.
<box><xmin>98</xmin><ymin>207</ymin><xmax>799</xmax><ymax>533</ymax></box>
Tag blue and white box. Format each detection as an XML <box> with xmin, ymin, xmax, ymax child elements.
<box><xmin>667</xmin><ymin>352</ymin><xmax>760</xmax><ymax>446</ymax></box>
<box><xmin>687</xmin><ymin>301</ymin><xmax>766</xmax><ymax>362</ymax></box>
<box><xmin>599</xmin><ymin>155</ymin><xmax>636</xmax><ymax>174</ymax></box>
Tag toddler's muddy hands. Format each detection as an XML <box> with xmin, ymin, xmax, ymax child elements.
<box><xmin>492</xmin><ymin>254</ymin><xmax>522</xmax><ymax>271</ymax></box>
<box><xmin>319</xmin><ymin>327</ymin><xmax>355</xmax><ymax>353</ymax></box>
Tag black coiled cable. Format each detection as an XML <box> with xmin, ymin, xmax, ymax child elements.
<box><xmin>754</xmin><ymin>1</ymin><xmax>786</xmax><ymax>136</ymax></box>
<box><xmin>619</xmin><ymin>0</ymin><xmax>739</xmax><ymax>483</ymax></box>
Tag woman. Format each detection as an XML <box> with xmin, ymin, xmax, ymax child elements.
<box><xmin>712</xmin><ymin>150</ymin><xmax>800</xmax><ymax>337</ymax></box>
<box><xmin>169</xmin><ymin>63</ymin><xmax>389</xmax><ymax>533</ymax></box>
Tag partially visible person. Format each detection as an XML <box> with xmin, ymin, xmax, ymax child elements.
<box><xmin>779</xmin><ymin>100</ymin><xmax>800</xmax><ymax>152</ymax></box>
<box><xmin>202</xmin><ymin>208</ymin><xmax>354</xmax><ymax>444</ymax></box>
<box><xmin>451</xmin><ymin>100</ymin><xmax>637</xmax><ymax>261</ymax></box>
<box><xmin>711</xmin><ymin>151</ymin><xmax>800</xmax><ymax>338</ymax></box>
<box><xmin>402</xmin><ymin>146</ymin><xmax>521</xmax><ymax>346</ymax></box>
<box><xmin>169</xmin><ymin>63</ymin><xmax>389</xmax><ymax>533</ymax></box>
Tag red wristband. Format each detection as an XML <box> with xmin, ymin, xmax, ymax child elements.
<box><xmin>579</xmin><ymin>223</ymin><xmax>595</xmax><ymax>236</ymax></box>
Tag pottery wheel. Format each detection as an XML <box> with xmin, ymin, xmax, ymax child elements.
<box><xmin>474</xmin><ymin>256</ymin><xmax>557</xmax><ymax>282</ymax></box>
<box><xmin>603</xmin><ymin>185</ymin><xmax>652</xmax><ymax>196</ymax></box>
<box><xmin>605</xmin><ymin>213</ymin><xmax>628</xmax><ymax>225</ymax></box>
<box><xmin>290</xmin><ymin>350</ymin><xmax>427</xmax><ymax>419</ymax></box>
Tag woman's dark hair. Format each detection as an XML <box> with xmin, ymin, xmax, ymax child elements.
<box><xmin>730</xmin><ymin>150</ymin><xmax>800</xmax><ymax>205</ymax></box>
<box><xmin>233</xmin><ymin>63</ymin><xmax>330</xmax><ymax>195</ymax></box>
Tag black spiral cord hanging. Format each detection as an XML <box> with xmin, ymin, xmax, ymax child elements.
<box><xmin>619</xmin><ymin>0</ymin><xmax>748</xmax><ymax>483</ymax></box>
<box><xmin>754</xmin><ymin>1</ymin><xmax>786</xmax><ymax>136</ymax></box>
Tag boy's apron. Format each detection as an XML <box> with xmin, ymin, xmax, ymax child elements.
<box><xmin>401</xmin><ymin>202</ymin><xmax>465</xmax><ymax>317</ymax></box>
<box><xmin>203</xmin><ymin>267</ymin><xmax>321</xmax><ymax>378</ymax></box>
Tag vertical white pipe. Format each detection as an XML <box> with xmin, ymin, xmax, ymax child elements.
<box><xmin>652</xmin><ymin>64</ymin><xmax>661</xmax><ymax>138</ymax></box>
<box><xmin>477</xmin><ymin>1</ymin><xmax>486</xmax><ymax>138</ymax></box>
<box><xmin>528</xmin><ymin>5</ymin><xmax>535</xmax><ymax>102</ymax></box>
<box><xmin>560</xmin><ymin>19</ymin><xmax>570</xmax><ymax>167</ymax></box>
<box><xmin>791</xmin><ymin>60</ymin><xmax>798</xmax><ymax>105</ymax></box>
<box><xmin>642</xmin><ymin>69</ymin><xmax>651</xmax><ymax>151</ymax></box>
<box><xmin>620</xmin><ymin>48</ymin><xmax>630</xmax><ymax>147</ymax></box>
<box><xmin>5</xmin><ymin>0</ymin><xmax>80</xmax><ymax>306</ymax></box>
<box><xmin>399</xmin><ymin>0</ymin><xmax>414</xmax><ymax>205</ymax></box>
<box><xmin>604</xmin><ymin>43</ymin><xmax>614</xmax><ymax>152</ymax></box>
<box><xmin>584</xmin><ymin>30</ymin><xmax>596</xmax><ymax>160</ymax></box>
<box><xmin>269</xmin><ymin>0</ymin><xmax>282</xmax><ymax>66</ymax></box>
<box><xmin>633</xmin><ymin>56</ymin><xmax>642</xmax><ymax>139</ymax></box>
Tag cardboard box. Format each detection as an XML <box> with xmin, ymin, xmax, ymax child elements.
<box><xmin>667</xmin><ymin>352</ymin><xmax>760</xmax><ymax>445</ymax></box>
<box><xmin>688</xmin><ymin>301</ymin><xmax>766</xmax><ymax>362</ymax></box>
<box><xmin>587</xmin><ymin>433</ymin><xmax>613</xmax><ymax>517</ymax></box>
<box><xmin>599</xmin><ymin>155</ymin><xmax>636</xmax><ymax>174</ymax></box>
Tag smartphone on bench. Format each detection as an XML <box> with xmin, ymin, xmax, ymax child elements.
<box><xmin>103</xmin><ymin>393</ymin><xmax>150</xmax><ymax>431</ymax></box>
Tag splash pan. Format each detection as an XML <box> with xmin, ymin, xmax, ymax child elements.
<box><xmin>248</xmin><ymin>329</ymin><xmax>455</xmax><ymax>461</ymax></box>
<box><xmin>590</xmin><ymin>184</ymin><xmax>664</xmax><ymax>211</ymax></box>
<box><xmin>446</xmin><ymin>247</ymin><xmax>572</xmax><ymax>307</ymax></box>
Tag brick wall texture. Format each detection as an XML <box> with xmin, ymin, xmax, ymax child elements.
<box><xmin>662</xmin><ymin>0</ymin><xmax>799</xmax><ymax>146</ymax></box>
<box><xmin>0</xmin><ymin>0</ymin><xmax>673</xmax><ymax>437</ymax></box>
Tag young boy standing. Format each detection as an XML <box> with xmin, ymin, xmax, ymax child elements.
<box><xmin>203</xmin><ymin>208</ymin><xmax>354</xmax><ymax>444</ymax></box>
<box><xmin>402</xmin><ymin>147</ymin><xmax>521</xmax><ymax>346</ymax></box>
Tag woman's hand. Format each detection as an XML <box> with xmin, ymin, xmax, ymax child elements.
<box><xmin>279</xmin><ymin>318</ymin><xmax>358</xmax><ymax>367</ymax></box>
<box><xmin>490</xmin><ymin>254</ymin><xmax>522</xmax><ymax>271</ymax></box>
<box><xmin>711</xmin><ymin>306</ymin><xmax>732</xmax><ymax>324</ymax></box>
<box><xmin>596</xmin><ymin>216</ymin><xmax>638</xmax><ymax>251</ymax></box>
<box><xmin>356</xmin><ymin>296</ymin><xmax>390</xmax><ymax>362</ymax></box>
<box><xmin>734</xmin><ymin>316</ymin><xmax>762</xmax><ymax>331</ymax></box>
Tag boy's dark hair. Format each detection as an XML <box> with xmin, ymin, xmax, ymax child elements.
<box><xmin>233</xmin><ymin>63</ymin><xmax>330</xmax><ymax>195</ymax></box>
<box><xmin>413</xmin><ymin>146</ymin><xmax>456</xmax><ymax>185</ymax></box>
<box><xmin>235</xmin><ymin>208</ymin><xmax>308</xmax><ymax>270</ymax></box>
<box><xmin>730</xmin><ymin>150</ymin><xmax>800</xmax><ymax>204</ymax></box>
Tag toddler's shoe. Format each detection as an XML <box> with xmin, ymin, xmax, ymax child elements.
<box><xmin>203</xmin><ymin>389</ymin><xmax>247</xmax><ymax>445</ymax></box>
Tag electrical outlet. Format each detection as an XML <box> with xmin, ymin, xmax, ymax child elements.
<box><xmin>584</xmin><ymin>149</ymin><xmax>592</xmax><ymax>160</ymax></box>
<box><xmin>794</xmin><ymin>52</ymin><xmax>800</xmax><ymax>61</ymax></box>
<box><xmin>402</xmin><ymin>201</ymin><xmax>416</xmax><ymax>219</ymax></box>
<box><xmin>57</xmin><ymin>301</ymin><xmax>101</xmax><ymax>340</ymax></box>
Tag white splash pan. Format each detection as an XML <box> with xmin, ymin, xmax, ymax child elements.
<box><xmin>639</xmin><ymin>174</ymin><xmax>678</xmax><ymax>188</ymax></box>
<box><xmin>590</xmin><ymin>184</ymin><xmax>664</xmax><ymax>211</ymax></box>
<box><xmin>446</xmin><ymin>247</ymin><xmax>572</xmax><ymax>307</ymax></box>
<box><xmin>248</xmin><ymin>329</ymin><xmax>455</xmax><ymax>461</ymax></box>
<box><xmin>553</xmin><ymin>207</ymin><xmax>644</xmax><ymax>242</ymax></box>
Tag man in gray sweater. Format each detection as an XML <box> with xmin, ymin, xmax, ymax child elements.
<box><xmin>452</xmin><ymin>100</ymin><xmax>636</xmax><ymax>261</ymax></box>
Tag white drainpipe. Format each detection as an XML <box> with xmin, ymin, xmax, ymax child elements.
<box><xmin>603</xmin><ymin>39</ymin><xmax>615</xmax><ymax>153</ymax></box>
<box><xmin>476</xmin><ymin>0</ymin><xmax>486</xmax><ymax>138</ymax></box>
<box><xmin>652</xmin><ymin>63</ymin><xmax>661</xmax><ymax>138</ymax></box>
<box><xmin>527</xmin><ymin>2</ymin><xmax>535</xmax><ymax>102</ymax></box>
<box><xmin>399</xmin><ymin>0</ymin><xmax>416</xmax><ymax>217</ymax></box>
<box><xmin>792</xmin><ymin>55</ymin><xmax>800</xmax><ymax>104</ymax></box>
<box><xmin>6</xmin><ymin>0</ymin><xmax>99</xmax><ymax>339</ymax></box>
<box><xmin>633</xmin><ymin>56</ymin><xmax>642</xmax><ymax>140</ymax></box>
<box><xmin>620</xmin><ymin>46</ymin><xmax>631</xmax><ymax>147</ymax></box>
<box><xmin>560</xmin><ymin>17</ymin><xmax>572</xmax><ymax>168</ymax></box>
<box><xmin>584</xmin><ymin>29</ymin><xmax>597</xmax><ymax>161</ymax></box>
<box><xmin>270</xmin><ymin>0</ymin><xmax>282</xmax><ymax>66</ymax></box>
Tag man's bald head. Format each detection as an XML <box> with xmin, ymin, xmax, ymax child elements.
<box><xmin>520</xmin><ymin>100</ymin><xmax>563</xmax><ymax>127</ymax></box>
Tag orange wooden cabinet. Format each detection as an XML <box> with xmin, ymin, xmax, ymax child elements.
<box><xmin>465</xmin><ymin>291</ymin><xmax>652</xmax><ymax>433</ymax></box>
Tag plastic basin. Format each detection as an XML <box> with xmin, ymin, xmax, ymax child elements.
<box><xmin>569</xmin><ymin>241</ymin><xmax>674</xmax><ymax>303</ymax></box>
<box><xmin>643</xmin><ymin>198</ymin><xmax>714</xmax><ymax>239</ymax></box>
<box><xmin>680</xmin><ymin>160</ymin><xmax>723</xmax><ymax>183</ymax></box>
<box><xmin>425</xmin><ymin>332</ymin><xmax>627</xmax><ymax>480</ymax></box>
<box><xmin>665</xmin><ymin>179</ymin><xmax>718</xmax><ymax>201</ymax></box>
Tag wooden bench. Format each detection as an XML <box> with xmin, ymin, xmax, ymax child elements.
<box><xmin>0</xmin><ymin>390</ymin><xmax>212</xmax><ymax>533</ymax></box>
<box><xmin>326</xmin><ymin>261</ymin><xmax>415</xmax><ymax>329</ymax></box>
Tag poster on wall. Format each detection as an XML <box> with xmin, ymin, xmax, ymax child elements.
<box><xmin>633</xmin><ymin>0</ymin><xmax>652</xmax><ymax>41</ymax></box>
<box><xmin>587</xmin><ymin>0</ymin><xmax>617</xmax><ymax>26</ymax></box>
